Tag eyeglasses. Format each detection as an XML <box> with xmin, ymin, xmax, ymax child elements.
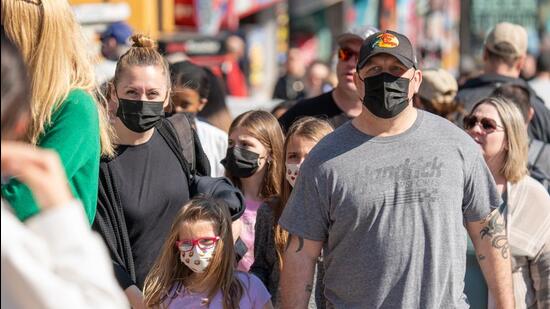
<box><xmin>463</xmin><ymin>115</ymin><xmax>504</xmax><ymax>133</ymax></box>
<box><xmin>175</xmin><ymin>236</ymin><xmax>220</xmax><ymax>252</ymax></box>
<box><xmin>338</xmin><ymin>47</ymin><xmax>359</xmax><ymax>62</ymax></box>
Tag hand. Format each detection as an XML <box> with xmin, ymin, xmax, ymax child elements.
<box><xmin>1</xmin><ymin>141</ymin><xmax>73</xmax><ymax>209</ymax></box>
<box><xmin>124</xmin><ymin>285</ymin><xmax>145</xmax><ymax>309</ymax></box>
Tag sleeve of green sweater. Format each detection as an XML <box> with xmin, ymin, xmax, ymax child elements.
<box><xmin>1</xmin><ymin>89</ymin><xmax>100</xmax><ymax>222</ymax></box>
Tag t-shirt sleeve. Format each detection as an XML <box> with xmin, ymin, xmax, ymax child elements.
<box><xmin>246</xmin><ymin>273</ymin><xmax>272</xmax><ymax>308</ymax></box>
<box><xmin>462</xmin><ymin>153</ymin><xmax>501</xmax><ymax>222</ymax></box>
<box><xmin>279</xmin><ymin>159</ymin><xmax>329</xmax><ymax>242</ymax></box>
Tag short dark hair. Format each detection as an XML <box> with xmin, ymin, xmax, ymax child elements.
<box><xmin>492</xmin><ymin>84</ymin><xmax>531</xmax><ymax>122</ymax></box>
<box><xmin>170</xmin><ymin>60</ymin><xmax>210</xmax><ymax>99</ymax></box>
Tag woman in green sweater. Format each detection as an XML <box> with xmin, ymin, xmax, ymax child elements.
<box><xmin>1</xmin><ymin>0</ymin><xmax>113</xmax><ymax>223</ymax></box>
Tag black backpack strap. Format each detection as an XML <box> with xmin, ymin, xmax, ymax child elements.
<box><xmin>166</xmin><ymin>113</ymin><xmax>196</xmax><ymax>172</ymax></box>
<box><xmin>156</xmin><ymin>119</ymin><xmax>192</xmax><ymax>183</ymax></box>
<box><xmin>528</xmin><ymin>139</ymin><xmax>545</xmax><ymax>168</ymax></box>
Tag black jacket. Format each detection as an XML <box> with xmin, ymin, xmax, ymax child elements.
<box><xmin>457</xmin><ymin>73</ymin><xmax>550</xmax><ymax>143</ymax></box>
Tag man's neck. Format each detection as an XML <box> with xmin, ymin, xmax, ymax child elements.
<box><xmin>352</xmin><ymin>105</ymin><xmax>418</xmax><ymax>137</ymax></box>
<box><xmin>332</xmin><ymin>86</ymin><xmax>363</xmax><ymax>118</ymax></box>
<box><xmin>484</xmin><ymin>64</ymin><xmax>520</xmax><ymax>79</ymax></box>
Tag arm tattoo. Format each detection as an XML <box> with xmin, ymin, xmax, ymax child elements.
<box><xmin>285</xmin><ymin>235</ymin><xmax>305</xmax><ymax>253</ymax></box>
<box><xmin>480</xmin><ymin>211</ymin><xmax>509</xmax><ymax>259</ymax></box>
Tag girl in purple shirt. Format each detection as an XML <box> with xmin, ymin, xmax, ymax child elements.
<box><xmin>143</xmin><ymin>197</ymin><xmax>272</xmax><ymax>309</ymax></box>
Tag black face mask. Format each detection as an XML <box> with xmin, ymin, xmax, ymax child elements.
<box><xmin>221</xmin><ymin>146</ymin><xmax>261</xmax><ymax>178</ymax></box>
<box><xmin>362</xmin><ymin>72</ymin><xmax>412</xmax><ymax>119</ymax></box>
<box><xmin>116</xmin><ymin>97</ymin><xmax>165</xmax><ymax>133</ymax></box>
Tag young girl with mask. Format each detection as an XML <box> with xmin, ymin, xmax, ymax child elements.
<box><xmin>143</xmin><ymin>197</ymin><xmax>273</xmax><ymax>309</ymax></box>
<box><xmin>251</xmin><ymin>117</ymin><xmax>333</xmax><ymax>304</ymax></box>
<box><xmin>93</xmin><ymin>34</ymin><xmax>190</xmax><ymax>308</ymax></box>
<box><xmin>222</xmin><ymin>111</ymin><xmax>284</xmax><ymax>272</ymax></box>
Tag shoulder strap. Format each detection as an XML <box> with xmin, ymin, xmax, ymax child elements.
<box><xmin>528</xmin><ymin>139</ymin><xmax>545</xmax><ymax>167</ymax></box>
<box><xmin>156</xmin><ymin>119</ymin><xmax>192</xmax><ymax>182</ymax></box>
<box><xmin>166</xmin><ymin>113</ymin><xmax>196</xmax><ymax>172</ymax></box>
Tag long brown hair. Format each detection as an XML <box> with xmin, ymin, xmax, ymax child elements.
<box><xmin>273</xmin><ymin>117</ymin><xmax>333</xmax><ymax>268</ymax></box>
<box><xmin>2</xmin><ymin>0</ymin><xmax>113</xmax><ymax>156</ymax></box>
<box><xmin>226</xmin><ymin>110</ymin><xmax>284</xmax><ymax>200</ymax></box>
<box><xmin>143</xmin><ymin>197</ymin><xmax>243</xmax><ymax>309</ymax></box>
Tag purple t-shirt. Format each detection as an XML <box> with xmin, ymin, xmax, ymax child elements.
<box><xmin>165</xmin><ymin>272</ymin><xmax>271</xmax><ymax>308</ymax></box>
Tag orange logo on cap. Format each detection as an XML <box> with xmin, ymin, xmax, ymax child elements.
<box><xmin>372</xmin><ymin>33</ymin><xmax>399</xmax><ymax>48</ymax></box>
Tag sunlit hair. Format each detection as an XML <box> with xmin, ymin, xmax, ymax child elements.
<box><xmin>143</xmin><ymin>197</ymin><xmax>243</xmax><ymax>309</ymax></box>
<box><xmin>113</xmin><ymin>34</ymin><xmax>170</xmax><ymax>90</ymax></box>
<box><xmin>470</xmin><ymin>97</ymin><xmax>528</xmax><ymax>183</ymax></box>
<box><xmin>226</xmin><ymin>110</ymin><xmax>284</xmax><ymax>199</ymax></box>
<box><xmin>273</xmin><ymin>117</ymin><xmax>333</xmax><ymax>268</ymax></box>
<box><xmin>2</xmin><ymin>0</ymin><xmax>113</xmax><ymax>156</ymax></box>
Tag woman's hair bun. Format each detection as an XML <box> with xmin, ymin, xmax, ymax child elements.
<box><xmin>131</xmin><ymin>34</ymin><xmax>157</xmax><ymax>49</ymax></box>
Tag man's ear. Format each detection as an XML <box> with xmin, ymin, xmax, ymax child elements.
<box><xmin>413</xmin><ymin>69</ymin><xmax>422</xmax><ymax>93</ymax></box>
<box><xmin>527</xmin><ymin>107</ymin><xmax>534</xmax><ymax>123</ymax></box>
<box><xmin>515</xmin><ymin>55</ymin><xmax>526</xmax><ymax>72</ymax></box>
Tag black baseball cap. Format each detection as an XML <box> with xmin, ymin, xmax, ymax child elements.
<box><xmin>356</xmin><ymin>30</ymin><xmax>417</xmax><ymax>71</ymax></box>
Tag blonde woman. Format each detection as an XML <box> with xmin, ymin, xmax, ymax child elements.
<box><xmin>464</xmin><ymin>96</ymin><xmax>550</xmax><ymax>309</ymax></box>
<box><xmin>1</xmin><ymin>0</ymin><xmax>113</xmax><ymax>223</ymax></box>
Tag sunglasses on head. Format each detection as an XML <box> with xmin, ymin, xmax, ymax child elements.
<box><xmin>338</xmin><ymin>47</ymin><xmax>359</xmax><ymax>62</ymax></box>
<box><xmin>463</xmin><ymin>115</ymin><xmax>503</xmax><ymax>133</ymax></box>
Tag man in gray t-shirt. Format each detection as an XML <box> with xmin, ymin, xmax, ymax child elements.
<box><xmin>278</xmin><ymin>30</ymin><xmax>515</xmax><ymax>309</ymax></box>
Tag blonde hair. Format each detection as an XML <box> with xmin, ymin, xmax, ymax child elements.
<box><xmin>113</xmin><ymin>34</ymin><xmax>170</xmax><ymax>88</ymax></box>
<box><xmin>226</xmin><ymin>110</ymin><xmax>285</xmax><ymax>199</ymax></box>
<box><xmin>471</xmin><ymin>97</ymin><xmax>529</xmax><ymax>183</ymax></box>
<box><xmin>2</xmin><ymin>0</ymin><xmax>113</xmax><ymax>156</ymax></box>
<box><xmin>274</xmin><ymin>117</ymin><xmax>333</xmax><ymax>268</ymax></box>
<box><xmin>144</xmin><ymin>197</ymin><xmax>243</xmax><ymax>309</ymax></box>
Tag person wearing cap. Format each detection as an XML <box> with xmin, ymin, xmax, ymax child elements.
<box><xmin>95</xmin><ymin>21</ymin><xmax>133</xmax><ymax>85</ymax></box>
<box><xmin>413</xmin><ymin>68</ymin><xmax>464</xmax><ymax>123</ymax></box>
<box><xmin>278</xmin><ymin>25</ymin><xmax>379</xmax><ymax>131</ymax></box>
<box><xmin>457</xmin><ymin>22</ymin><xmax>550</xmax><ymax>144</ymax></box>
<box><xmin>279</xmin><ymin>30</ymin><xmax>514</xmax><ymax>308</ymax></box>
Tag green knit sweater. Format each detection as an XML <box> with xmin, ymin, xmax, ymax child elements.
<box><xmin>1</xmin><ymin>89</ymin><xmax>101</xmax><ymax>224</ymax></box>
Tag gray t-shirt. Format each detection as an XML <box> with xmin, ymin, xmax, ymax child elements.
<box><xmin>279</xmin><ymin>111</ymin><xmax>500</xmax><ymax>309</ymax></box>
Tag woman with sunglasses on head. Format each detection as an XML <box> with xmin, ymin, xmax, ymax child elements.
<box><xmin>143</xmin><ymin>197</ymin><xmax>273</xmax><ymax>309</ymax></box>
<box><xmin>463</xmin><ymin>96</ymin><xmax>550</xmax><ymax>309</ymax></box>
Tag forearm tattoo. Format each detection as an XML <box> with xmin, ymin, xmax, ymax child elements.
<box><xmin>480</xmin><ymin>211</ymin><xmax>509</xmax><ymax>259</ymax></box>
<box><xmin>285</xmin><ymin>235</ymin><xmax>305</xmax><ymax>253</ymax></box>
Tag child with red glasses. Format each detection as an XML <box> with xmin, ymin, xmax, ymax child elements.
<box><xmin>143</xmin><ymin>197</ymin><xmax>273</xmax><ymax>309</ymax></box>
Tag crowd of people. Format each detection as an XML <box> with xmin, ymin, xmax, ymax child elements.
<box><xmin>1</xmin><ymin>0</ymin><xmax>549</xmax><ymax>308</ymax></box>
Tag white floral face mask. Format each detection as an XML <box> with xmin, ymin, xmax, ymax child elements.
<box><xmin>285</xmin><ymin>163</ymin><xmax>301</xmax><ymax>187</ymax></box>
<box><xmin>180</xmin><ymin>244</ymin><xmax>216</xmax><ymax>273</ymax></box>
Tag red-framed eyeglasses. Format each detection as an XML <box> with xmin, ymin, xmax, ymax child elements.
<box><xmin>175</xmin><ymin>236</ymin><xmax>220</xmax><ymax>252</ymax></box>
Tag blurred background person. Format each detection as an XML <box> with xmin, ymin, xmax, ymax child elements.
<box><xmin>413</xmin><ymin>68</ymin><xmax>464</xmax><ymax>123</ymax></box>
<box><xmin>529</xmin><ymin>51</ymin><xmax>550</xmax><ymax>108</ymax></box>
<box><xmin>1</xmin><ymin>0</ymin><xmax>114</xmax><ymax>224</ymax></box>
<box><xmin>304</xmin><ymin>60</ymin><xmax>332</xmax><ymax>98</ymax></box>
<box><xmin>96</xmin><ymin>21</ymin><xmax>133</xmax><ymax>85</ymax></box>
<box><xmin>1</xmin><ymin>27</ymin><xmax>127</xmax><ymax>309</ymax></box>
<box><xmin>463</xmin><ymin>96</ymin><xmax>550</xmax><ymax>309</ymax></box>
<box><xmin>197</xmin><ymin>67</ymin><xmax>234</xmax><ymax>133</ymax></box>
<box><xmin>273</xmin><ymin>47</ymin><xmax>307</xmax><ymax>101</ymax></box>
<box><xmin>223</xmin><ymin>34</ymin><xmax>249</xmax><ymax>97</ymax></box>
<box><xmin>520</xmin><ymin>53</ymin><xmax>538</xmax><ymax>81</ymax></box>
<box><xmin>278</xmin><ymin>25</ymin><xmax>379</xmax><ymax>131</ymax></box>
<box><xmin>457</xmin><ymin>22</ymin><xmax>550</xmax><ymax>144</ymax></box>
<box><xmin>169</xmin><ymin>60</ymin><xmax>228</xmax><ymax>177</ymax></box>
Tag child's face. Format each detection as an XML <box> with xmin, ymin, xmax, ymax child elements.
<box><xmin>178</xmin><ymin>220</ymin><xmax>219</xmax><ymax>273</ymax></box>
<box><xmin>171</xmin><ymin>87</ymin><xmax>204</xmax><ymax>114</ymax></box>
<box><xmin>285</xmin><ymin>135</ymin><xmax>317</xmax><ymax>165</ymax></box>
